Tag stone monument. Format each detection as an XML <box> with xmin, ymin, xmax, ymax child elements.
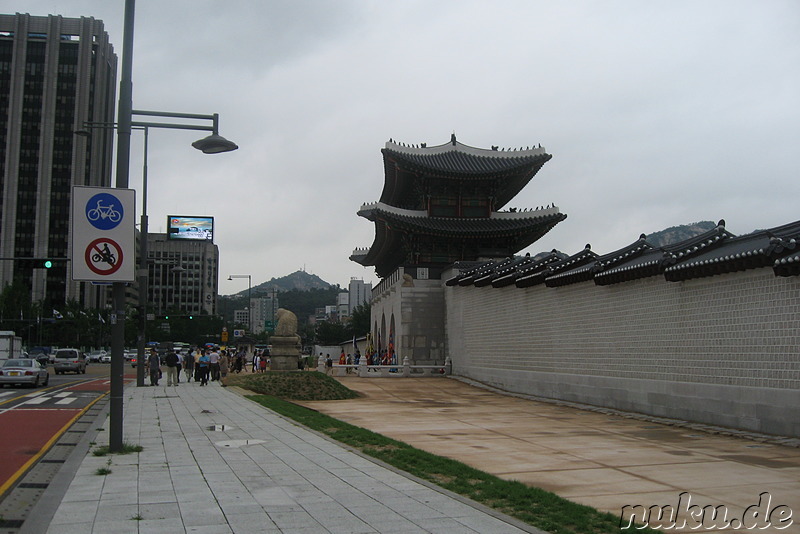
<box><xmin>269</xmin><ymin>308</ymin><xmax>301</xmax><ymax>371</ymax></box>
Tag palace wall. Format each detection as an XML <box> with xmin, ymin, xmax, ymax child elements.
<box><xmin>371</xmin><ymin>268</ymin><xmax>446</xmax><ymax>366</ymax></box>
<box><xmin>443</xmin><ymin>267</ymin><xmax>800</xmax><ymax>437</ymax></box>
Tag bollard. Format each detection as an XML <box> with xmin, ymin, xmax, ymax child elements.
<box><xmin>403</xmin><ymin>356</ymin><xmax>410</xmax><ymax>377</ymax></box>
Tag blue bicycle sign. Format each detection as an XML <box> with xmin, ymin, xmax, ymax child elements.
<box><xmin>85</xmin><ymin>193</ymin><xmax>124</xmax><ymax>230</ymax></box>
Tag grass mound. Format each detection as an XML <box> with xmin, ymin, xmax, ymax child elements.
<box><xmin>224</xmin><ymin>371</ymin><xmax>359</xmax><ymax>401</ymax></box>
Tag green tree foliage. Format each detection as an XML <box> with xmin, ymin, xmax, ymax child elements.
<box><xmin>349</xmin><ymin>303</ymin><xmax>371</xmax><ymax>338</ymax></box>
<box><xmin>316</xmin><ymin>321</ymin><xmax>349</xmax><ymax>345</ymax></box>
<box><xmin>0</xmin><ymin>284</ymin><xmax>112</xmax><ymax>350</ymax></box>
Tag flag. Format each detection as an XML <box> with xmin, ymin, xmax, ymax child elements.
<box><xmin>53</xmin><ymin>309</ymin><xmax>63</xmax><ymax>319</ymax></box>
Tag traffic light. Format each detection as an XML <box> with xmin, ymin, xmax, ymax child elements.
<box><xmin>43</xmin><ymin>260</ymin><xmax>53</xmax><ymax>269</ymax></box>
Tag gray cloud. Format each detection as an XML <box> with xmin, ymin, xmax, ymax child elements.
<box><xmin>19</xmin><ymin>0</ymin><xmax>800</xmax><ymax>290</ymax></box>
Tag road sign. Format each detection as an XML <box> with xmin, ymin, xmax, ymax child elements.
<box><xmin>72</xmin><ymin>186</ymin><xmax>135</xmax><ymax>282</ymax></box>
<box><xmin>85</xmin><ymin>238</ymin><xmax>124</xmax><ymax>275</ymax></box>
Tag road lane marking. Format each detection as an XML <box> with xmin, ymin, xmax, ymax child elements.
<box><xmin>22</xmin><ymin>397</ymin><xmax>49</xmax><ymax>405</ymax></box>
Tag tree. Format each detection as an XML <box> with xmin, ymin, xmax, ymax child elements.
<box><xmin>316</xmin><ymin>321</ymin><xmax>348</xmax><ymax>345</ymax></box>
<box><xmin>348</xmin><ymin>303</ymin><xmax>371</xmax><ymax>338</ymax></box>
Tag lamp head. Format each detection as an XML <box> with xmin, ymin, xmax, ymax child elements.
<box><xmin>192</xmin><ymin>134</ymin><xmax>238</xmax><ymax>154</ymax></box>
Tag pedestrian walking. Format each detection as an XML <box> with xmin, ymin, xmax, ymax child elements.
<box><xmin>175</xmin><ymin>350</ymin><xmax>182</xmax><ymax>384</ymax></box>
<box><xmin>183</xmin><ymin>349</ymin><xmax>194</xmax><ymax>382</ymax></box>
<box><xmin>209</xmin><ymin>347</ymin><xmax>221</xmax><ymax>381</ymax></box>
<box><xmin>219</xmin><ymin>350</ymin><xmax>229</xmax><ymax>384</ymax></box>
<box><xmin>197</xmin><ymin>350</ymin><xmax>210</xmax><ymax>386</ymax></box>
<box><xmin>325</xmin><ymin>354</ymin><xmax>333</xmax><ymax>376</ymax></box>
<box><xmin>234</xmin><ymin>350</ymin><xmax>243</xmax><ymax>373</ymax></box>
<box><xmin>147</xmin><ymin>349</ymin><xmax>161</xmax><ymax>386</ymax></box>
<box><xmin>164</xmin><ymin>349</ymin><xmax>179</xmax><ymax>386</ymax></box>
<box><xmin>193</xmin><ymin>348</ymin><xmax>203</xmax><ymax>382</ymax></box>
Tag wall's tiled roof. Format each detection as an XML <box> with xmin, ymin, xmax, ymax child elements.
<box><xmin>443</xmin><ymin>219</ymin><xmax>800</xmax><ymax>289</ymax></box>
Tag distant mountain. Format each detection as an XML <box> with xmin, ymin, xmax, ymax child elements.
<box><xmin>250</xmin><ymin>271</ymin><xmax>331</xmax><ymax>297</ymax></box>
<box><xmin>219</xmin><ymin>271</ymin><xmax>337</xmax><ymax>326</ymax></box>
<box><xmin>646</xmin><ymin>221</ymin><xmax>717</xmax><ymax>247</ymax></box>
<box><xmin>226</xmin><ymin>270</ymin><xmax>332</xmax><ymax>298</ymax></box>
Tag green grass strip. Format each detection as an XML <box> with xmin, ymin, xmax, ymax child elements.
<box><xmin>245</xmin><ymin>394</ymin><xmax>656</xmax><ymax>534</ymax></box>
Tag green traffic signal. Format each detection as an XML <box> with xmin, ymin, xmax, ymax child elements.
<box><xmin>43</xmin><ymin>260</ymin><xmax>53</xmax><ymax>269</ymax></box>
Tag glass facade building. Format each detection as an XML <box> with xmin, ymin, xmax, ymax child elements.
<box><xmin>0</xmin><ymin>14</ymin><xmax>117</xmax><ymax>307</ymax></box>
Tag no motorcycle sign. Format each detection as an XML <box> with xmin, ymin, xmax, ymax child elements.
<box><xmin>72</xmin><ymin>186</ymin><xmax>135</xmax><ymax>282</ymax></box>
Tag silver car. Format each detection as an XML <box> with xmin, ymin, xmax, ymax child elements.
<box><xmin>53</xmin><ymin>348</ymin><xmax>87</xmax><ymax>374</ymax></box>
<box><xmin>0</xmin><ymin>358</ymin><xmax>50</xmax><ymax>387</ymax></box>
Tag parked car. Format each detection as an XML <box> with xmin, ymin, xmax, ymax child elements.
<box><xmin>100</xmin><ymin>353</ymin><xmax>112</xmax><ymax>363</ymax></box>
<box><xmin>0</xmin><ymin>358</ymin><xmax>49</xmax><ymax>387</ymax></box>
<box><xmin>53</xmin><ymin>348</ymin><xmax>87</xmax><ymax>374</ymax></box>
<box><xmin>88</xmin><ymin>350</ymin><xmax>107</xmax><ymax>362</ymax></box>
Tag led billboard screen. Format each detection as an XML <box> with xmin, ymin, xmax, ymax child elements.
<box><xmin>167</xmin><ymin>216</ymin><xmax>214</xmax><ymax>241</ymax></box>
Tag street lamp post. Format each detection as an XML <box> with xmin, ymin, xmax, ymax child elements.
<box><xmin>132</xmin><ymin>113</ymin><xmax>236</xmax><ymax>387</ymax></box>
<box><xmin>106</xmin><ymin>0</ymin><xmax>238</xmax><ymax>453</ymax></box>
<box><xmin>77</xmin><ymin>113</ymin><xmax>237</xmax><ymax>388</ymax></box>
<box><xmin>227</xmin><ymin>275</ymin><xmax>252</xmax><ymax>332</ymax></box>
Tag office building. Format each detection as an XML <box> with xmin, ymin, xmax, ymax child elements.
<box><xmin>147</xmin><ymin>233</ymin><xmax>219</xmax><ymax>318</ymax></box>
<box><xmin>347</xmin><ymin>277</ymin><xmax>371</xmax><ymax>313</ymax></box>
<box><xmin>250</xmin><ymin>294</ymin><xmax>278</xmax><ymax>334</ymax></box>
<box><xmin>0</xmin><ymin>13</ymin><xmax>117</xmax><ymax>308</ymax></box>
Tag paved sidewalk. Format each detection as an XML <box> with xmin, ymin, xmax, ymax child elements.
<box><xmin>32</xmin><ymin>380</ymin><xmax>539</xmax><ymax>534</ymax></box>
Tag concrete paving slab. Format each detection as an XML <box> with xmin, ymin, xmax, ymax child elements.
<box><xmin>33</xmin><ymin>379</ymin><xmax>539</xmax><ymax>534</ymax></box>
<box><xmin>298</xmin><ymin>376</ymin><xmax>800</xmax><ymax>531</ymax></box>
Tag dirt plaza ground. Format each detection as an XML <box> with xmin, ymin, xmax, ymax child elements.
<box><xmin>298</xmin><ymin>377</ymin><xmax>800</xmax><ymax>532</ymax></box>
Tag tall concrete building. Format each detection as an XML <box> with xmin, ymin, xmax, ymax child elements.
<box><xmin>0</xmin><ymin>13</ymin><xmax>117</xmax><ymax>308</ymax></box>
<box><xmin>250</xmin><ymin>294</ymin><xmax>278</xmax><ymax>334</ymax></box>
<box><xmin>147</xmin><ymin>233</ymin><xmax>219</xmax><ymax>318</ymax></box>
<box><xmin>347</xmin><ymin>277</ymin><xmax>371</xmax><ymax>314</ymax></box>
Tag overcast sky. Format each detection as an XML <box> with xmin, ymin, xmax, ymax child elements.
<box><xmin>17</xmin><ymin>1</ymin><xmax>800</xmax><ymax>294</ymax></box>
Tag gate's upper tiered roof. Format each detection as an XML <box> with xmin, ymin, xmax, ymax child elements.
<box><xmin>380</xmin><ymin>134</ymin><xmax>553</xmax><ymax>210</ymax></box>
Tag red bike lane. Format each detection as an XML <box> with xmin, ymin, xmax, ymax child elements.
<box><xmin>0</xmin><ymin>377</ymin><xmax>114</xmax><ymax>495</ymax></box>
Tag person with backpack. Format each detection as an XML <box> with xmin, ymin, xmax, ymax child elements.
<box><xmin>164</xmin><ymin>349</ymin><xmax>179</xmax><ymax>386</ymax></box>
